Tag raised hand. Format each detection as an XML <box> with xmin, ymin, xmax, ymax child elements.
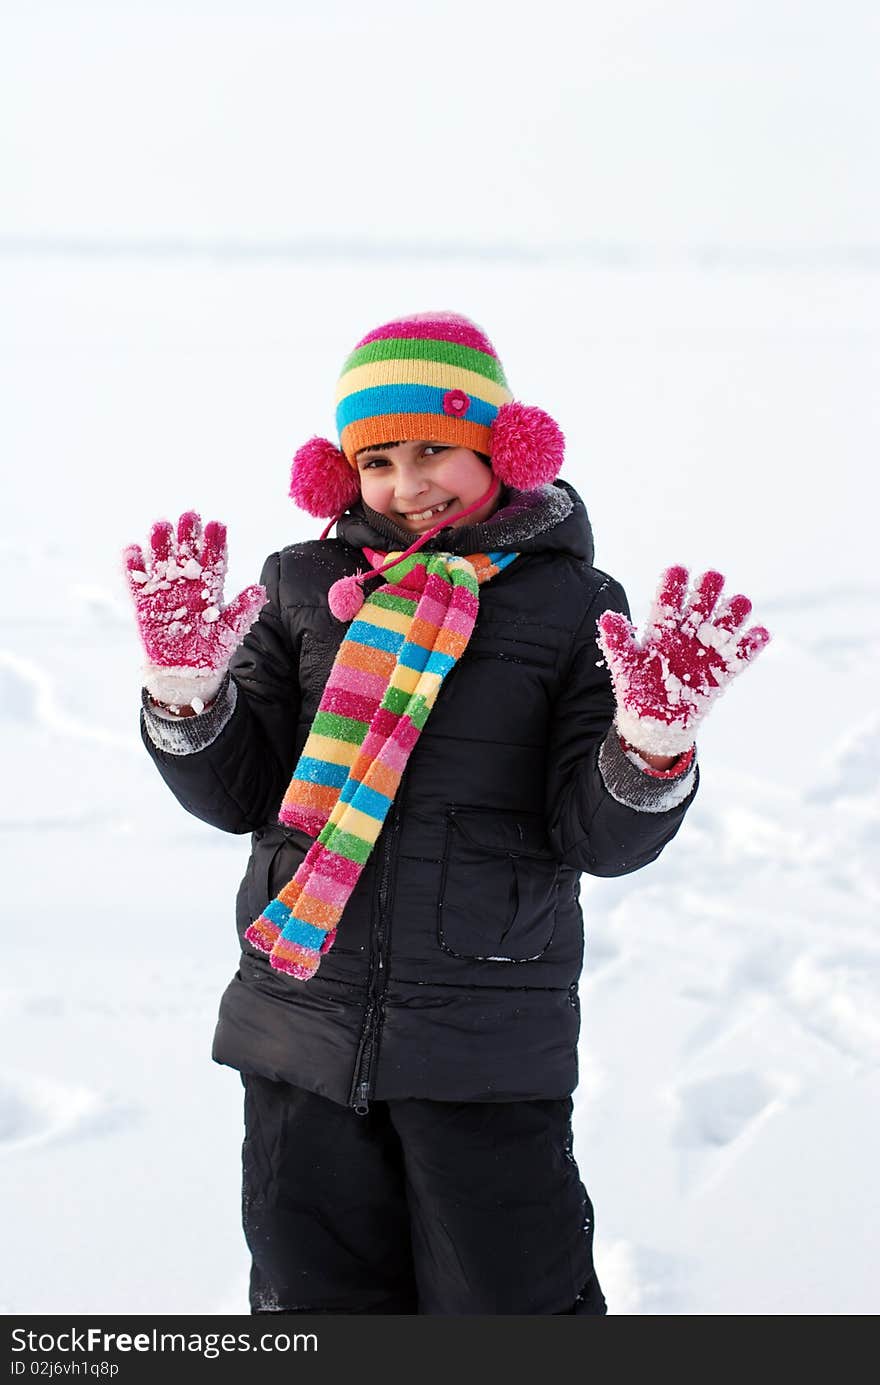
<box><xmin>597</xmin><ymin>566</ymin><xmax>771</xmax><ymax>756</ymax></box>
<box><xmin>123</xmin><ymin>510</ymin><xmax>266</xmax><ymax>706</ymax></box>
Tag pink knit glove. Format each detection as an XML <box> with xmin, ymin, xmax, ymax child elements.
<box><xmin>123</xmin><ymin>510</ymin><xmax>266</xmax><ymax>708</ymax></box>
<box><xmin>597</xmin><ymin>566</ymin><xmax>771</xmax><ymax>756</ymax></box>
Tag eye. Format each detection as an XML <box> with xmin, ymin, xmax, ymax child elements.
<box><xmin>423</xmin><ymin>445</ymin><xmax>448</xmax><ymax>457</ymax></box>
<box><xmin>361</xmin><ymin>457</ymin><xmax>390</xmax><ymax>470</ymax></box>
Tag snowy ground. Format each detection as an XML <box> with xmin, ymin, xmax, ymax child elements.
<box><xmin>1</xmin><ymin>253</ymin><xmax>877</xmax><ymax>1315</ymax></box>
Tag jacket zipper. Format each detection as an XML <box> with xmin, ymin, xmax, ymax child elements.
<box><xmin>350</xmin><ymin>781</ymin><xmax>404</xmax><ymax>1114</ymax></box>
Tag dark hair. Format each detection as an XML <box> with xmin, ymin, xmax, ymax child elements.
<box><xmin>357</xmin><ymin>442</ymin><xmax>491</xmax><ymax>464</ymax></box>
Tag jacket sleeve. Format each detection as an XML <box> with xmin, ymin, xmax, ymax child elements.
<box><xmin>139</xmin><ymin>552</ymin><xmax>301</xmax><ymax>834</ymax></box>
<box><xmin>546</xmin><ymin>574</ymin><xmax>698</xmax><ymax>876</ymax></box>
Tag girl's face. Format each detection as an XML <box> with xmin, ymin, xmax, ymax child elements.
<box><xmin>355</xmin><ymin>440</ymin><xmax>499</xmax><ymax>534</ymax></box>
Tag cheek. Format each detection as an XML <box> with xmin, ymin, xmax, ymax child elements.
<box><xmin>358</xmin><ymin>471</ymin><xmax>392</xmax><ymax>510</ymax></box>
<box><xmin>443</xmin><ymin>459</ymin><xmax>488</xmax><ymax>500</ymax></box>
<box><xmin>358</xmin><ymin>471</ymin><xmax>381</xmax><ymax>496</ymax></box>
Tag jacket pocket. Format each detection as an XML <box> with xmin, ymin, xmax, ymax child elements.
<box><xmin>298</xmin><ymin>630</ymin><xmax>343</xmax><ymax>713</ymax></box>
<box><xmin>438</xmin><ymin>806</ymin><xmax>559</xmax><ymax>962</ymax></box>
<box><xmin>246</xmin><ymin>826</ymin><xmax>310</xmax><ymax>922</ymax></box>
<box><xmin>463</xmin><ymin>631</ymin><xmax>558</xmax><ymax>671</ymax></box>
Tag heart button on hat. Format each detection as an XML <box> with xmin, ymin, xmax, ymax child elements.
<box><xmin>443</xmin><ymin>388</ymin><xmax>470</xmax><ymax>416</ymax></box>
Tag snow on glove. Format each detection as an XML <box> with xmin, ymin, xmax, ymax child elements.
<box><xmin>123</xmin><ymin>510</ymin><xmax>267</xmax><ymax>708</ymax></box>
<box><xmin>596</xmin><ymin>566</ymin><xmax>771</xmax><ymax>756</ymax></box>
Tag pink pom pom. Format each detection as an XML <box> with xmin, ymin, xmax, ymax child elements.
<box><xmin>328</xmin><ymin>573</ymin><xmax>366</xmax><ymax>622</ymax></box>
<box><xmin>290</xmin><ymin>436</ymin><xmax>361</xmax><ymax>518</ymax></box>
<box><xmin>490</xmin><ymin>402</ymin><xmax>565</xmax><ymax>489</ymax></box>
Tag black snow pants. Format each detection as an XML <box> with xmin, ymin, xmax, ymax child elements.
<box><xmin>242</xmin><ymin>1074</ymin><xmax>607</xmax><ymax>1315</ymax></box>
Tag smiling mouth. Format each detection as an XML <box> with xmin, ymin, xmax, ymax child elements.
<box><xmin>398</xmin><ymin>499</ymin><xmax>454</xmax><ymax>523</ymax></box>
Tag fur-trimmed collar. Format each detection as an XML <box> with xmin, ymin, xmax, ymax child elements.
<box><xmin>336</xmin><ymin>480</ymin><xmax>594</xmax><ymax>564</ymax></box>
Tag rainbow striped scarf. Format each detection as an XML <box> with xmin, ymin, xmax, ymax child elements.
<box><xmin>245</xmin><ymin>548</ymin><xmax>518</xmax><ymax>979</ymax></box>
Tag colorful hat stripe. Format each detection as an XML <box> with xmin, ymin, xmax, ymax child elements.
<box><xmin>337</xmin><ymin>383</ymin><xmax>499</xmax><ymax>434</ymax></box>
<box><xmin>341</xmin><ymin>335</ymin><xmax>508</xmax><ymax>384</ymax></box>
<box><xmin>340</xmin><ymin>413</ymin><xmax>494</xmax><ymax>462</ymax></box>
<box><xmin>356</xmin><ymin>316</ymin><xmax>498</xmax><ymax>355</ymax></box>
<box><xmin>244</xmin><ymin>549</ymin><xmax>518</xmax><ymax>980</ymax></box>
<box><xmin>336</xmin><ymin>358</ymin><xmax>511</xmax><ymax>409</ymax></box>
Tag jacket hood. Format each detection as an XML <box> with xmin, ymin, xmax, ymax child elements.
<box><xmin>336</xmin><ymin>479</ymin><xmax>594</xmax><ymax>566</ymax></box>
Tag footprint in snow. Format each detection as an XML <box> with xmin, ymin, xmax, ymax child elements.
<box><xmin>0</xmin><ymin>1075</ymin><xmax>137</xmax><ymax>1155</ymax></box>
<box><xmin>805</xmin><ymin>711</ymin><xmax>880</xmax><ymax>807</ymax></box>
<box><xmin>672</xmin><ymin>1070</ymin><xmax>776</xmax><ymax>1148</ymax></box>
<box><xmin>0</xmin><ymin>652</ymin><xmax>131</xmax><ymax>748</ymax></box>
<box><xmin>667</xmin><ymin>1069</ymin><xmax>791</xmax><ymax>1197</ymax></box>
<box><xmin>0</xmin><ymin>661</ymin><xmax>40</xmax><ymax>722</ymax></box>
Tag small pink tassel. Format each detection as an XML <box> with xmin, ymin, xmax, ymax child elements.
<box><xmin>328</xmin><ymin>573</ymin><xmax>366</xmax><ymax>621</ymax></box>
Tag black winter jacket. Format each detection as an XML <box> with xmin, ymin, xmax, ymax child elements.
<box><xmin>141</xmin><ymin>482</ymin><xmax>698</xmax><ymax>1108</ymax></box>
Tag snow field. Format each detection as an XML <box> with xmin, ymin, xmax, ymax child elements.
<box><xmin>1</xmin><ymin>254</ymin><xmax>877</xmax><ymax>1314</ymax></box>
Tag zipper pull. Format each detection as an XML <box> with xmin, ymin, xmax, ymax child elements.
<box><xmin>354</xmin><ymin>1081</ymin><xmax>370</xmax><ymax>1116</ymax></box>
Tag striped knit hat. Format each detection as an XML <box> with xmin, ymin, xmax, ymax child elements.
<box><xmin>290</xmin><ymin>311</ymin><xmax>565</xmax><ymax>517</ymax></box>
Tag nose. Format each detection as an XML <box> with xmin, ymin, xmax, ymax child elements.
<box><xmin>394</xmin><ymin>464</ymin><xmax>430</xmax><ymax>505</ymax></box>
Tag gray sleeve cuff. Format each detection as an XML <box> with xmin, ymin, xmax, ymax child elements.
<box><xmin>598</xmin><ymin>730</ymin><xmax>697</xmax><ymax>814</ymax></box>
<box><xmin>140</xmin><ymin>673</ymin><xmax>238</xmax><ymax>756</ymax></box>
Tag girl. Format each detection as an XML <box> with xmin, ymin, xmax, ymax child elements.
<box><xmin>124</xmin><ymin>311</ymin><xmax>769</xmax><ymax>1315</ymax></box>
